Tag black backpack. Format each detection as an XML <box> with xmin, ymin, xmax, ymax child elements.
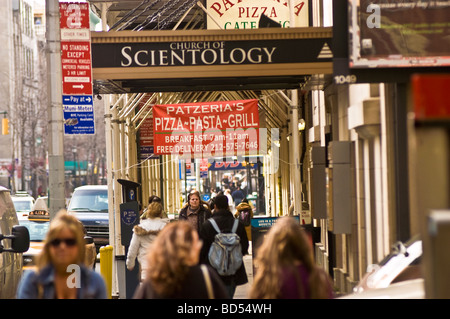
<box><xmin>238</xmin><ymin>209</ymin><xmax>251</xmax><ymax>227</ymax></box>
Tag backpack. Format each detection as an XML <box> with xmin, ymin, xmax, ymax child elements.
<box><xmin>207</xmin><ymin>218</ymin><xmax>243</xmax><ymax>276</ymax></box>
<box><xmin>238</xmin><ymin>209</ymin><xmax>251</xmax><ymax>226</ymax></box>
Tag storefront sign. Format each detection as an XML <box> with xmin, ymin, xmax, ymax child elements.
<box><xmin>350</xmin><ymin>0</ymin><xmax>450</xmax><ymax>68</ymax></box>
<box><xmin>206</xmin><ymin>0</ymin><xmax>308</xmax><ymax>29</ymax></box>
<box><xmin>208</xmin><ymin>160</ymin><xmax>259</xmax><ymax>171</ymax></box>
<box><xmin>153</xmin><ymin>99</ymin><xmax>260</xmax><ymax>157</ymax></box>
<box><xmin>92</xmin><ymin>37</ymin><xmax>333</xmax><ymax>69</ymax></box>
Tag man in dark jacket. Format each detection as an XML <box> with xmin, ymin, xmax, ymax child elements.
<box><xmin>199</xmin><ymin>194</ymin><xmax>249</xmax><ymax>298</ymax></box>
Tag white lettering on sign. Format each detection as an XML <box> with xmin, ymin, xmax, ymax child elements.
<box><xmin>120</xmin><ymin>45</ymin><xmax>277</xmax><ymax>67</ymax></box>
<box><xmin>152</xmin><ymin>99</ymin><xmax>261</xmax><ymax>158</ymax></box>
<box><xmin>65</xmin><ymin>4</ymin><xmax>82</xmax><ymax>29</ymax></box>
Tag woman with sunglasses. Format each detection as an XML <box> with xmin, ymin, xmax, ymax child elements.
<box><xmin>17</xmin><ymin>210</ymin><xmax>107</xmax><ymax>299</ymax></box>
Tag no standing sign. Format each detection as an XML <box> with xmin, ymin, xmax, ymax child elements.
<box><xmin>60</xmin><ymin>2</ymin><xmax>95</xmax><ymax>134</ymax></box>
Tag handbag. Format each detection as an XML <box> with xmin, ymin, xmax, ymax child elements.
<box><xmin>200</xmin><ymin>264</ymin><xmax>214</xmax><ymax>299</ymax></box>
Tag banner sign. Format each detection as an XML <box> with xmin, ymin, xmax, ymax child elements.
<box><xmin>206</xmin><ymin>0</ymin><xmax>308</xmax><ymax>30</ymax></box>
<box><xmin>350</xmin><ymin>1</ymin><xmax>450</xmax><ymax>68</ymax></box>
<box><xmin>92</xmin><ymin>37</ymin><xmax>333</xmax><ymax>69</ymax></box>
<box><xmin>153</xmin><ymin>99</ymin><xmax>260</xmax><ymax>157</ymax></box>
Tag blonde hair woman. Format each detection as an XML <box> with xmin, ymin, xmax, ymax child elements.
<box><xmin>17</xmin><ymin>211</ymin><xmax>106</xmax><ymax>299</ymax></box>
<box><xmin>133</xmin><ymin>221</ymin><xmax>228</xmax><ymax>299</ymax></box>
<box><xmin>249</xmin><ymin>217</ymin><xmax>333</xmax><ymax>299</ymax></box>
<box><xmin>126</xmin><ymin>202</ymin><xmax>169</xmax><ymax>281</ymax></box>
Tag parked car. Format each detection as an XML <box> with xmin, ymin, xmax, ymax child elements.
<box><xmin>340</xmin><ymin>236</ymin><xmax>423</xmax><ymax>299</ymax></box>
<box><xmin>0</xmin><ymin>186</ymin><xmax>30</xmax><ymax>298</ymax></box>
<box><xmin>67</xmin><ymin>185</ymin><xmax>109</xmax><ymax>251</ymax></box>
<box><xmin>11</xmin><ymin>192</ymin><xmax>35</xmax><ymax>220</ymax></box>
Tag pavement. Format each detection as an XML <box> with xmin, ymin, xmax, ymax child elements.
<box><xmin>234</xmin><ymin>242</ymin><xmax>253</xmax><ymax>299</ymax></box>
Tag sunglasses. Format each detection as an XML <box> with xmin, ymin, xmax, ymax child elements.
<box><xmin>49</xmin><ymin>238</ymin><xmax>77</xmax><ymax>247</ymax></box>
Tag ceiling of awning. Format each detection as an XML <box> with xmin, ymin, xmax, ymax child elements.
<box><xmin>89</xmin><ymin>0</ymin><xmax>205</xmax><ymax>31</ymax></box>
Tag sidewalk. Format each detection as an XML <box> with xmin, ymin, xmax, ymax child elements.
<box><xmin>234</xmin><ymin>243</ymin><xmax>253</xmax><ymax>299</ymax></box>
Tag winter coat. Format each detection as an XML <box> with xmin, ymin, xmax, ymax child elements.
<box><xmin>126</xmin><ymin>218</ymin><xmax>169</xmax><ymax>280</ymax></box>
<box><xmin>178</xmin><ymin>203</ymin><xmax>211</xmax><ymax>232</ymax></box>
<box><xmin>234</xmin><ymin>202</ymin><xmax>254</xmax><ymax>240</ymax></box>
<box><xmin>199</xmin><ymin>209</ymin><xmax>249</xmax><ymax>286</ymax></box>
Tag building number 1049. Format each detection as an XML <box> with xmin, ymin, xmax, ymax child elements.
<box><xmin>334</xmin><ymin>74</ymin><xmax>357</xmax><ymax>85</ymax></box>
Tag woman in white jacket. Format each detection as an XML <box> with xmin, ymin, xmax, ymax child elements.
<box><xmin>126</xmin><ymin>202</ymin><xmax>169</xmax><ymax>281</ymax></box>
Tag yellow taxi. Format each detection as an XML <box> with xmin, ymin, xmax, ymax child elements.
<box><xmin>19</xmin><ymin>197</ymin><xmax>50</xmax><ymax>269</ymax></box>
<box><xmin>19</xmin><ymin>197</ymin><xmax>96</xmax><ymax>269</ymax></box>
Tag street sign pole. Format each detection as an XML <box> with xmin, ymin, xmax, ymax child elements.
<box><xmin>46</xmin><ymin>0</ymin><xmax>66</xmax><ymax>219</ymax></box>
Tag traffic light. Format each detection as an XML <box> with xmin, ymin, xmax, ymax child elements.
<box><xmin>1</xmin><ymin>118</ymin><xmax>8</xmax><ymax>135</ymax></box>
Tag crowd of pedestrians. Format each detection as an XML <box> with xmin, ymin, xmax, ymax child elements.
<box><xmin>15</xmin><ymin>190</ymin><xmax>333</xmax><ymax>300</ymax></box>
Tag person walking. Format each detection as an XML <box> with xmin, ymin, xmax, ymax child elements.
<box><xmin>234</xmin><ymin>198</ymin><xmax>253</xmax><ymax>241</ymax></box>
<box><xmin>249</xmin><ymin>217</ymin><xmax>334</xmax><ymax>299</ymax></box>
<box><xmin>199</xmin><ymin>194</ymin><xmax>249</xmax><ymax>298</ymax></box>
<box><xmin>126</xmin><ymin>202</ymin><xmax>169</xmax><ymax>281</ymax></box>
<box><xmin>224</xmin><ymin>189</ymin><xmax>234</xmax><ymax>213</ymax></box>
<box><xmin>17</xmin><ymin>211</ymin><xmax>107</xmax><ymax>299</ymax></box>
<box><xmin>179</xmin><ymin>190</ymin><xmax>211</xmax><ymax>232</ymax></box>
<box><xmin>231</xmin><ymin>184</ymin><xmax>245</xmax><ymax>208</ymax></box>
<box><xmin>133</xmin><ymin>221</ymin><xmax>228</xmax><ymax>299</ymax></box>
<box><xmin>141</xmin><ymin>195</ymin><xmax>167</xmax><ymax>218</ymax></box>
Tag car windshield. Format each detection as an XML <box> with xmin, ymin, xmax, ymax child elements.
<box><xmin>13</xmin><ymin>200</ymin><xmax>33</xmax><ymax>212</ymax></box>
<box><xmin>68</xmin><ymin>189</ymin><xmax>108</xmax><ymax>212</ymax></box>
<box><xmin>19</xmin><ymin>220</ymin><xmax>49</xmax><ymax>241</ymax></box>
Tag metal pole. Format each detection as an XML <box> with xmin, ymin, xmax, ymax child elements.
<box><xmin>289</xmin><ymin>0</ymin><xmax>302</xmax><ymax>216</ymax></box>
<box><xmin>46</xmin><ymin>0</ymin><xmax>65</xmax><ymax>218</ymax></box>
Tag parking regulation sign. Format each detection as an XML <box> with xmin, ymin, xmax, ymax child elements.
<box><xmin>60</xmin><ymin>2</ymin><xmax>93</xmax><ymax>96</ymax></box>
<box><xmin>63</xmin><ymin>95</ymin><xmax>95</xmax><ymax>135</ymax></box>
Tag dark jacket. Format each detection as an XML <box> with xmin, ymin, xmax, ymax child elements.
<box><xmin>199</xmin><ymin>209</ymin><xmax>249</xmax><ymax>286</ymax></box>
<box><xmin>179</xmin><ymin>203</ymin><xmax>212</xmax><ymax>232</ymax></box>
<box><xmin>133</xmin><ymin>264</ymin><xmax>229</xmax><ymax>299</ymax></box>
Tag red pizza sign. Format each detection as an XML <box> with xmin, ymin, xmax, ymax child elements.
<box><xmin>153</xmin><ymin>99</ymin><xmax>260</xmax><ymax>157</ymax></box>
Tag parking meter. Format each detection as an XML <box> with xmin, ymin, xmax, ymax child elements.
<box><xmin>117</xmin><ymin>179</ymin><xmax>141</xmax><ymax>298</ymax></box>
